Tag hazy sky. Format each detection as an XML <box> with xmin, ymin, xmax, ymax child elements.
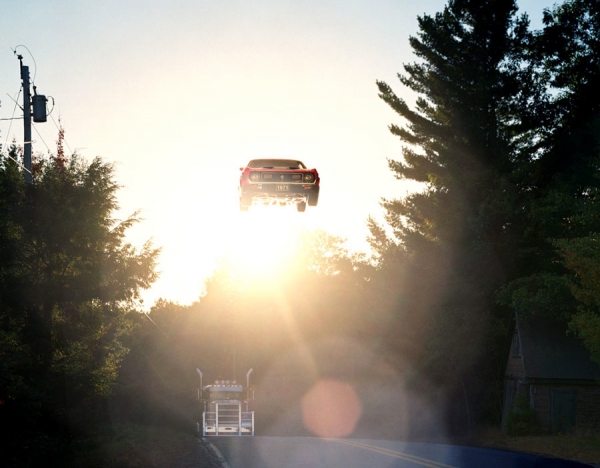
<box><xmin>1</xmin><ymin>0</ymin><xmax>551</xmax><ymax>306</ymax></box>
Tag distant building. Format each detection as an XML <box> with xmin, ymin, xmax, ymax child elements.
<box><xmin>502</xmin><ymin>313</ymin><xmax>600</xmax><ymax>433</ymax></box>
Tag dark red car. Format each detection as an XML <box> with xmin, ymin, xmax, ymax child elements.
<box><xmin>239</xmin><ymin>159</ymin><xmax>320</xmax><ymax>212</ymax></box>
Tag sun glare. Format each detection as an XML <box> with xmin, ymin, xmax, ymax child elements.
<box><xmin>224</xmin><ymin>205</ymin><xmax>302</xmax><ymax>280</ymax></box>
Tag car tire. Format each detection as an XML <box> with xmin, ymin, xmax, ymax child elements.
<box><xmin>239</xmin><ymin>192</ymin><xmax>252</xmax><ymax>211</ymax></box>
<box><xmin>297</xmin><ymin>201</ymin><xmax>306</xmax><ymax>212</ymax></box>
<box><xmin>308</xmin><ymin>192</ymin><xmax>319</xmax><ymax>207</ymax></box>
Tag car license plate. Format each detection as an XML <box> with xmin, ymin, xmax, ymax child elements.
<box><xmin>276</xmin><ymin>184</ymin><xmax>289</xmax><ymax>191</ymax></box>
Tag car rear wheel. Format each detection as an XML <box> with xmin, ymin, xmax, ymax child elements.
<box><xmin>239</xmin><ymin>192</ymin><xmax>252</xmax><ymax>211</ymax></box>
<box><xmin>297</xmin><ymin>201</ymin><xmax>306</xmax><ymax>212</ymax></box>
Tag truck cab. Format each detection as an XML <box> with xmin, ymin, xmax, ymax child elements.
<box><xmin>198</xmin><ymin>372</ymin><xmax>255</xmax><ymax>436</ymax></box>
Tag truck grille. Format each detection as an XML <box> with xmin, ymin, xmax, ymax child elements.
<box><xmin>217</xmin><ymin>403</ymin><xmax>240</xmax><ymax>426</ymax></box>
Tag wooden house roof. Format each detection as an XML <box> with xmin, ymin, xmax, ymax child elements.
<box><xmin>517</xmin><ymin>315</ymin><xmax>600</xmax><ymax>381</ymax></box>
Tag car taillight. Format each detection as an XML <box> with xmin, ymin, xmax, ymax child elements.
<box><xmin>303</xmin><ymin>173</ymin><xmax>314</xmax><ymax>182</ymax></box>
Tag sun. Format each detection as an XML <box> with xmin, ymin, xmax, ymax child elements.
<box><xmin>141</xmin><ymin>183</ymin><xmax>332</xmax><ymax>306</ymax></box>
<box><xmin>222</xmin><ymin>205</ymin><xmax>303</xmax><ymax>280</ymax></box>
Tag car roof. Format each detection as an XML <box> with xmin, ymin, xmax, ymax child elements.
<box><xmin>247</xmin><ymin>159</ymin><xmax>306</xmax><ymax>169</ymax></box>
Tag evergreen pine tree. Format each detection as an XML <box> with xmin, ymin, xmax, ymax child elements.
<box><xmin>373</xmin><ymin>0</ymin><xmax>531</xmax><ymax>425</ymax></box>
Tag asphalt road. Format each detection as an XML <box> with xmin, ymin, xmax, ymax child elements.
<box><xmin>205</xmin><ymin>436</ymin><xmax>594</xmax><ymax>468</ymax></box>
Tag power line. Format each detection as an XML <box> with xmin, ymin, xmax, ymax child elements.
<box><xmin>2</xmin><ymin>87</ymin><xmax>22</xmax><ymax>151</ymax></box>
<box><xmin>142</xmin><ymin>310</ymin><xmax>171</xmax><ymax>340</ymax></box>
<box><xmin>31</xmin><ymin>122</ymin><xmax>50</xmax><ymax>153</ymax></box>
<box><xmin>0</xmin><ymin>83</ymin><xmax>23</xmax><ymax>108</ymax></box>
<box><xmin>0</xmin><ymin>150</ymin><xmax>32</xmax><ymax>177</ymax></box>
<box><xmin>0</xmin><ymin>31</ymin><xmax>16</xmax><ymax>54</ymax></box>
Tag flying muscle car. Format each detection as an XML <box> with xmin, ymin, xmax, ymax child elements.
<box><xmin>239</xmin><ymin>159</ymin><xmax>320</xmax><ymax>212</ymax></box>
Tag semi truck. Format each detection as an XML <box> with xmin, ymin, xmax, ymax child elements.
<box><xmin>197</xmin><ymin>368</ymin><xmax>255</xmax><ymax>436</ymax></box>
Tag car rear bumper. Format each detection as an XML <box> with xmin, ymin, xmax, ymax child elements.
<box><xmin>241</xmin><ymin>184</ymin><xmax>319</xmax><ymax>205</ymax></box>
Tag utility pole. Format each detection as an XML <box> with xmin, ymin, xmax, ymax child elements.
<box><xmin>18</xmin><ymin>54</ymin><xmax>47</xmax><ymax>184</ymax></box>
<box><xmin>19</xmin><ymin>56</ymin><xmax>32</xmax><ymax>184</ymax></box>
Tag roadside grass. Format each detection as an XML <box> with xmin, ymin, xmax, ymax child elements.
<box><xmin>63</xmin><ymin>424</ymin><xmax>199</xmax><ymax>468</ymax></box>
<box><xmin>476</xmin><ymin>426</ymin><xmax>600</xmax><ymax>465</ymax></box>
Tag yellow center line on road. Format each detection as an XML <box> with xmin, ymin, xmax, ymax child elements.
<box><xmin>330</xmin><ymin>439</ymin><xmax>457</xmax><ymax>468</ymax></box>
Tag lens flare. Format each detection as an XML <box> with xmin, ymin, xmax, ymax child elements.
<box><xmin>301</xmin><ymin>378</ymin><xmax>362</xmax><ymax>438</ymax></box>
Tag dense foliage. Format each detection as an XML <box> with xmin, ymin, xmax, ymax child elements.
<box><xmin>502</xmin><ymin>0</ymin><xmax>600</xmax><ymax>351</ymax></box>
<box><xmin>0</xmin><ymin>142</ymin><xmax>159</xmax><ymax>465</ymax></box>
<box><xmin>373</xmin><ymin>0</ymin><xmax>600</xmax><ymax>427</ymax></box>
<box><xmin>373</xmin><ymin>0</ymin><xmax>530</xmax><ymax>422</ymax></box>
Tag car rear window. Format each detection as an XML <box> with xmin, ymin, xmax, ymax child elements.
<box><xmin>248</xmin><ymin>159</ymin><xmax>306</xmax><ymax>169</ymax></box>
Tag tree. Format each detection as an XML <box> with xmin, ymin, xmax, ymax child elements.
<box><xmin>500</xmin><ymin>0</ymin><xmax>600</xmax><ymax>330</ymax></box>
<box><xmin>372</xmin><ymin>0</ymin><xmax>600</xmax><ymax>428</ymax></box>
<box><xmin>0</xmin><ymin>139</ymin><xmax>160</xmax><ymax>461</ymax></box>
<box><xmin>373</xmin><ymin>0</ymin><xmax>533</xmax><ymax>427</ymax></box>
<box><xmin>553</xmin><ymin>234</ymin><xmax>600</xmax><ymax>364</ymax></box>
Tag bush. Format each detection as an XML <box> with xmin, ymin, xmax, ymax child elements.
<box><xmin>505</xmin><ymin>394</ymin><xmax>540</xmax><ymax>436</ymax></box>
